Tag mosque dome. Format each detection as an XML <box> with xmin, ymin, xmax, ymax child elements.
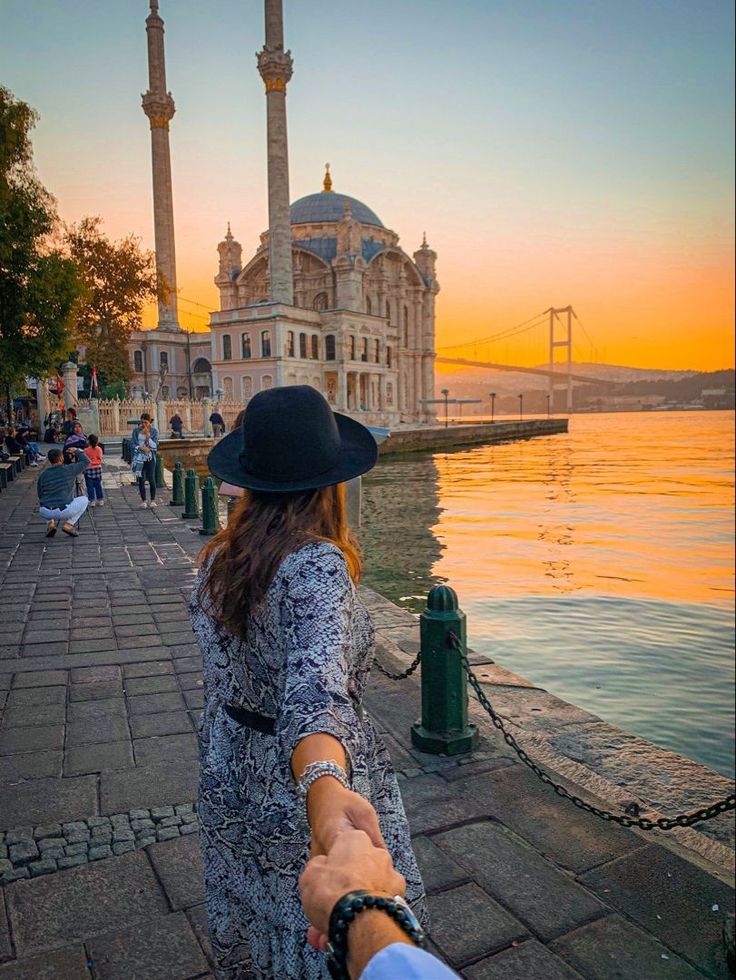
<box><xmin>290</xmin><ymin>166</ymin><xmax>384</xmax><ymax>228</ymax></box>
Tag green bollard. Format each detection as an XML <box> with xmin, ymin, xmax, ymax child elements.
<box><xmin>199</xmin><ymin>477</ymin><xmax>220</xmax><ymax>536</ymax></box>
<box><xmin>122</xmin><ymin>437</ymin><xmax>130</xmax><ymax>462</ymax></box>
<box><xmin>182</xmin><ymin>468</ymin><xmax>200</xmax><ymax>519</ymax></box>
<box><xmin>154</xmin><ymin>452</ymin><xmax>166</xmax><ymax>489</ymax></box>
<box><xmin>170</xmin><ymin>461</ymin><xmax>184</xmax><ymax>506</ymax></box>
<box><xmin>411</xmin><ymin>585</ymin><xmax>479</xmax><ymax>756</ymax></box>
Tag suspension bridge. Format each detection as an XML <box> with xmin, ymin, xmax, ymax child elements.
<box><xmin>436</xmin><ymin>306</ymin><xmax>615</xmax><ymax>411</ymax></box>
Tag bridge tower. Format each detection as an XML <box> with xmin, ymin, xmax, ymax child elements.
<box><xmin>548</xmin><ymin>306</ymin><xmax>574</xmax><ymax>412</ymax></box>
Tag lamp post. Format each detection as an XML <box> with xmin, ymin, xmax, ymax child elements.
<box><xmin>546</xmin><ymin>393</ymin><xmax>551</xmax><ymax>418</ymax></box>
<box><xmin>441</xmin><ymin>388</ymin><xmax>449</xmax><ymax>428</ymax></box>
<box><xmin>518</xmin><ymin>393</ymin><xmax>523</xmax><ymax>421</ymax></box>
<box><xmin>185</xmin><ymin>327</ymin><xmax>193</xmax><ymax>399</ymax></box>
<box><xmin>490</xmin><ymin>392</ymin><xmax>496</xmax><ymax>424</ymax></box>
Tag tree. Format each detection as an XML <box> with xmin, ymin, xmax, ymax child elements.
<box><xmin>65</xmin><ymin>217</ymin><xmax>160</xmax><ymax>383</ymax></box>
<box><xmin>0</xmin><ymin>87</ymin><xmax>81</xmax><ymax>407</ymax></box>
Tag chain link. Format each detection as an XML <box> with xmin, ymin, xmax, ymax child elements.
<box><xmin>373</xmin><ymin>649</ymin><xmax>422</xmax><ymax>681</ymax></box>
<box><xmin>445</xmin><ymin>631</ymin><xmax>735</xmax><ymax>832</ymax></box>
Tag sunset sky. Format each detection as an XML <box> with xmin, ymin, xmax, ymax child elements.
<box><xmin>2</xmin><ymin>0</ymin><xmax>734</xmax><ymax>370</ymax></box>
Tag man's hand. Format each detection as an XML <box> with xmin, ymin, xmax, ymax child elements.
<box><xmin>307</xmin><ymin>783</ymin><xmax>385</xmax><ymax>858</ymax></box>
<box><xmin>299</xmin><ymin>829</ymin><xmax>406</xmax><ymax>947</ymax></box>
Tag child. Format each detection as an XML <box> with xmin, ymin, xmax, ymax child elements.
<box><xmin>83</xmin><ymin>433</ymin><xmax>105</xmax><ymax>507</ymax></box>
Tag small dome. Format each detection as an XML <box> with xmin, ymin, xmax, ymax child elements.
<box><xmin>290</xmin><ymin>192</ymin><xmax>384</xmax><ymax>229</ymax></box>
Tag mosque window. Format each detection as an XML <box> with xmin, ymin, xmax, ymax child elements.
<box><xmin>311</xmin><ymin>335</ymin><xmax>319</xmax><ymax>360</ymax></box>
<box><xmin>313</xmin><ymin>292</ymin><xmax>328</xmax><ymax>312</ymax></box>
<box><xmin>286</xmin><ymin>331</ymin><xmax>295</xmax><ymax>357</ymax></box>
<box><xmin>241</xmin><ymin>334</ymin><xmax>252</xmax><ymax>359</ymax></box>
<box><xmin>361</xmin><ymin>338</ymin><xmax>369</xmax><ymax>363</ymax></box>
<box><xmin>262</xmin><ymin>375</ymin><xmax>273</xmax><ymax>390</ymax></box>
<box><xmin>374</xmin><ymin>339</ymin><xmax>380</xmax><ymax>363</ymax></box>
<box><xmin>386</xmin><ymin>346</ymin><xmax>392</xmax><ymax>368</ymax></box>
<box><xmin>133</xmin><ymin>350</ymin><xmax>143</xmax><ymax>373</ymax></box>
<box><xmin>299</xmin><ymin>333</ymin><xmax>308</xmax><ymax>358</ymax></box>
<box><xmin>159</xmin><ymin>352</ymin><xmax>169</xmax><ymax>370</ymax></box>
<box><xmin>223</xmin><ymin>335</ymin><xmax>232</xmax><ymax>360</ymax></box>
<box><xmin>223</xmin><ymin>377</ymin><xmax>233</xmax><ymax>399</ymax></box>
<box><xmin>403</xmin><ymin>306</ymin><xmax>410</xmax><ymax>348</ymax></box>
<box><xmin>385</xmin><ymin>301</ymin><xmax>391</xmax><ymax>323</ymax></box>
<box><xmin>325</xmin><ymin>335</ymin><xmax>336</xmax><ymax>361</ymax></box>
<box><xmin>261</xmin><ymin>330</ymin><xmax>271</xmax><ymax>357</ymax></box>
<box><xmin>242</xmin><ymin>376</ymin><xmax>253</xmax><ymax>399</ymax></box>
<box><xmin>350</xmin><ymin>336</ymin><xmax>356</xmax><ymax>360</ymax></box>
<box><xmin>386</xmin><ymin>382</ymin><xmax>394</xmax><ymax>405</ymax></box>
<box><xmin>366</xmin><ymin>296</ymin><xmax>372</xmax><ymax>316</ymax></box>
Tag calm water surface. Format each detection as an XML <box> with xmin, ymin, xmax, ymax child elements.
<box><xmin>360</xmin><ymin>411</ymin><xmax>735</xmax><ymax>777</ymax></box>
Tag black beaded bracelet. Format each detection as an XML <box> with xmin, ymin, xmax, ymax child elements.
<box><xmin>326</xmin><ymin>890</ymin><xmax>426</xmax><ymax>980</ymax></box>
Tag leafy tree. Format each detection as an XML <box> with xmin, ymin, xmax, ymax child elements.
<box><xmin>0</xmin><ymin>87</ymin><xmax>81</xmax><ymax>408</ymax></box>
<box><xmin>65</xmin><ymin>217</ymin><xmax>160</xmax><ymax>383</ymax></box>
<box><xmin>99</xmin><ymin>380</ymin><xmax>127</xmax><ymax>400</ymax></box>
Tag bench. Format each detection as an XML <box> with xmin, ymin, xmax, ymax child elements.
<box><xmin>0</xmin><ymin>462</ymin><xmax>12</xmax><ymax>490</ymax></box>
<box><xmin>6</xmin><ymin>455</ymin><xmax>22</xmax><ymax>476</ymax></box>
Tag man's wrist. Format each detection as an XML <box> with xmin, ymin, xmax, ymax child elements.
<box><xmin>346</xmin><ymin>910</ymin><xmax>412</xmax><ymax>980</ymax></box>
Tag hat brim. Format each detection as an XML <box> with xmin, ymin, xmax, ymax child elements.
<box><xmin>207</xmin><ymin>412</ymin><xmax>379</xmax><ymax>492</ymax></box>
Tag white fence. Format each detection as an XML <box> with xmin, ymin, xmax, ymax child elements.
<box><xmin>78</xmin><ymin>398</ymin><xmax>244</xmax><ymax>437</ymax></box>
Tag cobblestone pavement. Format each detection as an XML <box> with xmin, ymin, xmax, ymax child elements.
<box><xmin>0</xmin><ymin>455</ymin><xmax>734</xmax><ymax>978</ymax></box>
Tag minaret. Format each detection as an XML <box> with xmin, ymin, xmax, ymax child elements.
<box><xmin>257</xmin><ymin>0</ymin><xmax>294</xmax><ymax>306</ymax></box>
<box><xmin>142</xmin><ymin>0</ymin><xmax>180</xmax><ymax>330</ymax></box>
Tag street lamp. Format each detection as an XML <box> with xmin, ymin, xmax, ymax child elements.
<box><xmin>489</xmin><ymin>392</ymin><xmax>496</xmax><ymax>424</ymax></box>
<box><xmin>518</xmin><ymin>393</ymin><xmax>523</xmax><ymax>421</ymax></box>
<box><xmin>546</xmin><ymin>393</ymin><xmax>551</xmax><ymax>418</ymax></box>
<box><xmin>441</xmin><ymin>388</ymin><xmax>449</xmax><ymax>428</ymax></box>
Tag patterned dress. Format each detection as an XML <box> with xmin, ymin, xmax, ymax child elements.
<box><xmin>190</xmin><ymin>541</ymin><xmax>427</xmax><ymax>980</ymax></box>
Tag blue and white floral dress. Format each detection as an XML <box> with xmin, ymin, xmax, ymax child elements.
<box><xmin>190</xmin><ymin>540</ymin><xmax>427</xmax><ymax>979</ymax></box>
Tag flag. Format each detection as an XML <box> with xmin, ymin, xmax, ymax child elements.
<box><xmin>90</xmin><ymin>365</ymin><xmax>99</xmax><ymax>396</ymax></box>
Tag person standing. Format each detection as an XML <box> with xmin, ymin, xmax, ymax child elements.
<box><xmin>193</xmin><ymin>386</ymin><xmax>427</xmax><ymax>978</ymax></box>
<box><xmin>209</xmin><ymin>409</ymin><xmax>225</xmax><ymax>437</ymax></box>
<box><xmin>83</xmin><ymin>434</ymin><xmax>105</xmax><ymax>507</ymax></box>
<box><xmin>170</xmin><ymin>412</ymin><xmax>184</xmax><ymax>438</ymax></box>
<box><xmin>61</xmin><ymin>408</ymin><xmax>77</xmax><ymax>438</ymax></box>
<box><xmin>132</xmin><ymin>418</ymin><xmax>158</xmax><ymax>509</ymax></box>
<box><xmin>37</xmin><ymin>448</ymin><xmax>89</xmax><ymax>538</ymax></box>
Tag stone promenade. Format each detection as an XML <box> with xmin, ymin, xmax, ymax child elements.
<box><xmin>0</xmin><ymin>456</ymin><xmax>734</xmax><ymax>978</ymax></box>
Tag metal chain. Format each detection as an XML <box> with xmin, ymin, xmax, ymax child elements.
<box><xmin>447</xmin><ymin>631</ymin><xmax>736</xmax><ymax>832</ymax></box>
<box><xmin>373</xmin><ymin>649</ymin><xmax>422</xmax><ymax>681</ymax></box>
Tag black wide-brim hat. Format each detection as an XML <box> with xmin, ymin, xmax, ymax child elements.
<box><xmin>207</xmin><ymin>385</ymin><xmax>378</xmax><ymax>493</ymax></box>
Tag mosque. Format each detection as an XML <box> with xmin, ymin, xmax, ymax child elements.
<box><xmin>128</xmin><ymin>0</ymin><xmax>438</xmax><ymax>426</ymax></box>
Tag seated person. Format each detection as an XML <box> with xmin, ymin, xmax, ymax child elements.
<box><xmin>37</xmin><ymin>448</ymin><xmax>90</xmax><ymax>538</ymax></box>
<box><xmin>5</xmin><ymin>426</ymin><xmax>37</xmax><ymax>466</ymax></box>
<box><xmin>17</xmin><ymin>426</ymin><xmax>46</xmax><ymax>461</ymax></box>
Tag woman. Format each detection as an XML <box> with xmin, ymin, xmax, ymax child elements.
<box><xmin>192</xmin><ymin>386</ymin><xmax>426</xmax><ymax>979</ymax></box>
<box><xmin>132</xmin><ymin>418</ymin><xmax>157</xmax><ymax>508</ymax></box>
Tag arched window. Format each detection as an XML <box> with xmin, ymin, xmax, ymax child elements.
<box><xmin>350</xmin><ymin>336</ymin><xmax>356</xmax><ymax>360</ymax></box>
<box><xmin>261</xmin><ymin>330</ymin><xmax>271</xmax><ymax>357</ymax></box>
<box><xmin>311</xmin><ymin>335</ymin><xmax>319</xmax><ymax>360</ymax></box>
<box><xmin>325</xmin><ymin>334</ymin><xmax>336</xmax><ymax>361</ymax></box>
<box><xmin>286</xmin><ymin>331</ymin><xmax>295</xmax><ymax>357</ymax></box>
<box><xmin>242</xmin><ymin>376</ymin><xmax>253</xmax><ymax>399</ymax></box>
<box><xmin>159</xmin><ymin>351</ymin><xmax>169</xmax><ymax>370</ymax></box>
<box><xmin>241</xmin><ymin>334</ymin><xmax>252</xmax><ymax>359</ymax></box>
<box><xmin>133</xmin><ymin>350</ymin><xmax>143</xmax><ymax>373</ymax></box>
<box><xmin>385</xmin><ymin>301</ymin><xmax>391</xmax><ymax>323</ymax></box>
<box><xmin>386</xmin><ymin>382</ymin><xmax>394</xmax><ymax>405</ymax></box>
<box><xmin>374</xmin><ymin>339</ymin><xmax>380</xmax><ymax>363</ymax></box>
<box><xmin>223</xmin><ymin>377</ymin><xmax>233</xmax><ymax>399</ymax></box>
<box><xmin>361</xmin><ymin>338</ymin><xmax>369</xmax><ymax>363</ymax></box>
<box><xmin>386</xmin><ymin>346</ymin><xmax>392</xmax><ymax>368</ymax></box>
<box><xmin>299</xmin><ymin>333</ymin><xmax>308</xmax><ymax>358</ymax></box>
<box><xmin>313</xmin><ymin>291</ymin><xmax>328</xmax><ymax>311</ymax></box>
<box><xmin>223</xmin><ymin>335</ymin><xmax>232</xmax><ymax>360</ymax></box>
<box><xmin>403</xmin><ymin>306</ymin><xmax>410</xmax><ymax>348</ymax></box>
<box><xmin>262</xmin><ymin>374</ymin><xmax>273</xmax><ymax>390</ymax></box>
<box><xmin>366</xmin><ymin>296</ymin><xmax>372</xmax><ymax>316</ymax></box>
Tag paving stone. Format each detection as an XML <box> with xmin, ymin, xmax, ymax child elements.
<box><xmin>0</xmin><ymin>868</ymin><xmax>29</xmax><ymax>884</ymax></box>
<box><xmin>580</xmin><ymin>844</ymin><xmax>735</xmax><ymax>976</ymax></box>
<box><xmin>123</xmin><ymin>674</ymin><xmax>179</xmax><ymax>696</ymax></box>
<box><xmin>65</xmin><ymin>842</ymin><xmax>89</xmax><ymax>856</ymax></box>
<box><xmin>88</xmin><ymin>844</ymin><xmax>113</xmax><ymax>861</ymax></box>
<box><xmin>133</xmin><ymin>732</ymin><xmax>198</xmax><ymax>766</ymax></box>
<box><xmin>0</xmin><ymin>892</ymin><xmax>11</xmax><ymax>961</ymax></box>
<box><xmin>113</xmin><ymin>828</ymin><xmax>135</xmax><ymax>842</ymax></box>
<box><xmin>69</xmin><ymin>681</ymin><xmax>123</xmax><ymax>702</ymax></box>
<box><xmin>0</xmin><ymin>945</ymin><xmax>90</xmax><ymax>978</ymax></box>
<box><xmin>465</xmin><ymin>938</ymin><xmax>584</xmax><ymax>980</ymax></box>
<box><xmin>112</xmin><ymin>841</ymin><xmax>136</xmax><ymax>856</ymax></box>
<box><xmin>0</xmin><ymin>775</ymin><xmax>97</xmax><ymax>832</ymax></box>
<box><xmin>64</xmin><ymin>741</ymin><xmax>134</xmax><ymax>776</ymax></box>
<box><xmin>1</xmin><ymin>702</ymin><xmax>65</xmax><ymax>728</ymax></box>
<box><xmin>185</xmin><ymin>902</ymin><xmax>215</xmax><ymax>967</ymax></box>
<box><xmin>32</xmin><ymin>824</ymin><xmax>61</xmax><ymax>841</ymax></box>
<box><xmin>37</xmin><ymin>837</ymin><xmax>66</xmax><ymax>852</ymax></box>
<box><xmin>130</xmin><ymin>711</ymin><xmax>193</xmax><ymax>739</ymax></box>
<box><xmin>122</xmin><ymin>661</ymin><xmax>174</xmax><ymax>678</ymax></box>
<box><xmin>8</xmin><ymin>842</ymin><xmax>39</xmax><ymax>866</ymax></box>
<box><xmin>23</xmin><ymin>630</ymin><xmax>68</xmax><ymax>645</ymax></box>
<box><xmin>100</xmin><ymin>761</ymin><xmax>198</xmax><ymax>814</ymax></box>
<box><xmin>127</xmin><ymin>692</ymin><xmax>186</xmax><ymax>715</ymax></box>
<box><xmin>177</xmin><ymin>673</ymin><xmax>203</xmax><ymax>691</ymax></box>
<box><xmin>183</xmin><ymin>689</ymin><xmax>204</xmax><ymax>710</ymax></box>
<box><xmin>151</xmin><ymin>806</ymin><xmax>175</xmax><ymax>821</ymax></box>
<box><xmin>159</xmin><ymin>815</ymin><xmax>182</xmax><ymax>828</ymax></box>
<box><xmin>67</xmin><ymin>698</ymin><xmax>126</xmax><ymax>723</ymax></box>
<box><xmin>435</xmin><ymin>821</ymin><xmax>605</xmax><ymax>942</ymax></box>
<box><xmin>69</xmin><ymin>665</ymin><xmax>120</xmax><ymax>685</ymax></box>
<box><xmin>155</xmin><ymin>826</ymin><xmax>180</xmax><ymax>842</ymax></box>
<box><xmin>131</xmin><ymin>818</ymin><xmax>155</xmax><ymax>831</ymax></box>
<box><xmin>69</xmin><ymin>637</ymin><xmax>118</xmax><ymax>656</ymax></box>
<box><xmin>6</xmin><ymin>686</ymin><xmax>65</xmax><ymax>707</ymax></box>
<box><xmin>136</xmin><ymin>834</ymin><xmax>156</xmax><ymax>848</ymax></box>
<box><xmin>18</xmin><ymin>642</ymin><xmax>68</xmax><ymax>658</ymax></box>
<box><xmin>174</xmin><ymin>803</ymin><xmax>194</xmax><ymax>815</ymax></box>
<box><xmin>179</xmin><ymin>821</ymin><xmax>198</xmax><ymax>836</ymax></box>
<box><xmin>412</xmin><ymin>836</ymin><xmax>469</xmax><ymax>894</ymax></box>
<box><xmin>172</xmin><ymin>656</ymin><xmax>201</xmax><ymax>672</ymax></box>
<box><xmin>129</xmin><ymin>808</ymin><xmax>151</xmax><ymax>820</ymax></box>
<box><xmin>86</xmin><ymin>909</ymin><xmax>209</xmax><ymax>980</ymax></box>
<box><xmin>0</xmin><ymin>725</ymin><xmax>64</xmax><ymax>756</ymax></box>
<box><xmin>89</xmin><ymin>829</ymin><xmax>112</xmax><ymax>844</ymax></box>
<box><xmin>4</xmin><ymin>829</ymin><xmax>32</xmax><ymax>846</ymax></box>
<box><xmin>0</xmin><ymin>750</ymin><xmax>62</xmax><ymax>782</ymax></box>
<box><xmin>428</xmin><ymin>882</ymin><xmax>525</xmax><ymax>967</ymax></box>
<box><xmin>57</xmin><ymin>854</ymin><xmax>89</xmax><ymax>870</ymax></box>
<box><xmin>66</xmin><ymin>716</ymin><xmax>130</xmax><ymax>746</ymax></box>
<box><xmin>87</xmin><ymin>816</ymin><xmax>111</xmax><ymax>828</ymax></box>
<box><xmin>62</xmin><ymin>821</ymin><xmax>88</xmax><ymax>837</ymax></box>
<box><xmin>28</xmin><ymin>858</ymin><xmax>57</xmax><ymax>877</ymax></box>
<box><xmin>148</xmin><ymin>833</ymin><xmax>204</xmax><ymax>909</ymax></box>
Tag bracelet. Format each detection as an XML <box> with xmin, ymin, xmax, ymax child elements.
<box><xmin>296</xmin><ymin>760</ymin><xmax>350</xmax><ymax>799</ymax></box>
<box><xmin>326</xmin><ymin>890</ymin><xmax>426</xmax><ymax>980</ymax></box>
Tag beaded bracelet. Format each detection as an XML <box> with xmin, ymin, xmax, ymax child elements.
<box><xmin>296</xmin><ymin>760</ymin><xmax>351</xmax><ymax>799</ymax></box>
<box><xmin>326</xmin><ymin>890</ymin><xmax>426</xmax><ymax>980</ymax></box>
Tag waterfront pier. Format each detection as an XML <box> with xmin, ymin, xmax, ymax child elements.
<box><xmin>0</xmin><ymin>456</ymin><xmax>733</xmax><ymax>977</ymax></box>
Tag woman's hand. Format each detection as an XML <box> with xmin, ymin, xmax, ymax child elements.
<box><xmin>307</xmin><ymin>780</ymin><xmax>385</xmax><ymax>857</ymax></box>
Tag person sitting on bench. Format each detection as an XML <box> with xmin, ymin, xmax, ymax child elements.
<box><xmin>37</xmin><ymin>448</ymin><xmax>90</xmax><ymax>538</ymax></box>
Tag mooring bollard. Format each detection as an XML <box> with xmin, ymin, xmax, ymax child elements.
<box><xmin>199</xmin><ymin>477</ymin><xmax>220</xmax><ymax>536</ymax></box>
<box><xmin>121</xmin><ymin>437</ymin><xmax>131</xmax><ymax>463</ymax></box>
<box><xmin>154</xmin><ymin>452</ymin><xmax>166</xmax><ymax>489</ymax></box>
<box><xmin>411</xmin><ymin>585</ymin><xmax>478</xmax><ymax>755</ymax></box>
<box><xmin>182</xmin><ymin>469</ymin><xmax>200</xmax><ymax>519</ymax></box>
<box><xmin>170</xmin><ymin>461</ymin><xmax>184</xmax><ymax>506</ymax></box>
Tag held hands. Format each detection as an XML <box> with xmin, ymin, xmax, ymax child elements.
<box><xmin>299</xmin><ymin>829</ymin><xmax>406</xmax><ymax>949</ymax></box>
<box><xmin>307</xmin><ymin>781</ymin><xmax>385</xmax><ymax>857</ymax></box>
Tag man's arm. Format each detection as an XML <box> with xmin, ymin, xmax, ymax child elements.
<box><xmin>70</xmin><ymin>449</ymin><xmax>90</xmax><ymax>474</ymax></box>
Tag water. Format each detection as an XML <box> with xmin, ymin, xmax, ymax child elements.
<box><xmin>360</xmin><ymin>411</ymin><xmax>735</xmax><ymax>778</ymax></box>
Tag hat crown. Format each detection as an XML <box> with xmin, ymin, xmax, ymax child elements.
<box><xmin>240</xmin><ymin>386</ymin><xmax>341</xmax><ymax>483</ymax></box>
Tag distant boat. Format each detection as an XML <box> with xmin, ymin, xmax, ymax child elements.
<box><xmin>367</xmin><ymin>426</ymin><xmax>390</xmax><ymax>446</ymax></box>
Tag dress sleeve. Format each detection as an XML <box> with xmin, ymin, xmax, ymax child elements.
<box><xmin>277</xmin><ymin>544</ymin><xmax>361</xmax><ymax>772</ymax></box>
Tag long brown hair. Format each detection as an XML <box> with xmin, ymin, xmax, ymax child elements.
<box><xmin>198</xmin><ymin>483</ymin><xmax>362</xmax><ymax>640</ymax></box>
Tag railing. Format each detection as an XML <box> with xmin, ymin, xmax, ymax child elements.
<box><xmin>87</xmin><ymin>398</ymin><xmax>245</xmax><ymax>437</ymax></box>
